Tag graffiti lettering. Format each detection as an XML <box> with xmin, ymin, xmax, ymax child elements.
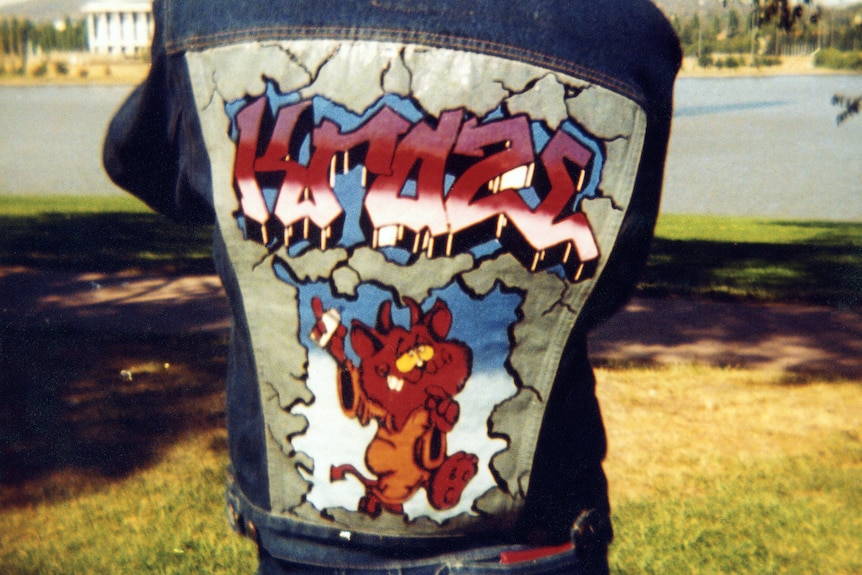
<box><xmin>231</xmin><ymin>92</ymin><xmax>601</xmax><ymax>280</ymax></box>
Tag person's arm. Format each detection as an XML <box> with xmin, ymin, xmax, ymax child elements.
<box><xmin>102</xmin><ymin>0</ymin><xmax>213</xmax><ymax>225</ymax></box>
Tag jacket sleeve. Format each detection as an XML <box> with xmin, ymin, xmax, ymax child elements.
<box><xmin>102</xmin><ymin>0</ymin><xmax>214</xmax><ymax>225</ymax></box>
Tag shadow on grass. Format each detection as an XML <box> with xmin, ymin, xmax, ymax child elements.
<box><xmin>3</xmin><ymin>211</ymin><xmax>860</xmax><ymax>310</ymax></box>
<box><xmin>589</xmin><ymin>295</ymin><xmax>862</xmax><ymax>380</ymax></box>
<box><xmin>0</xmin><ymin>212</ymin><xmax>215</xmax><ymax>274</ymax></box>
<box><xmin>0</xmin><ymin>326</ymin><xmax>228</xmax><ymax>507</ymax></box>
<box><xmin>641</xmin><ymin>235</ymin><xmax>862</xmax><ymax>309</ymax></box>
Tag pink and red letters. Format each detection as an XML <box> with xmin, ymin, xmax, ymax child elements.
<box><xmin>231</xmin><ymin>92</ymin><xmax>601</xmax><ymax>281</ymax></box>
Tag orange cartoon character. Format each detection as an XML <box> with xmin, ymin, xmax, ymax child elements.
<box><xmin>310</xmin><ymin>296</ymin><xmax>479</xmax><ymax>517</ymax></box>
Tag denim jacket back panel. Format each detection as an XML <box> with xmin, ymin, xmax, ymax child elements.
<box><xmin>106</xmin><ymin>0</ymin><xmax>681</xmax><ymax>562</ymax></box>
<box><xmin>161</xmin><ymin>0</ymin><xmax>679</xmax><ymax>111</ymax></box>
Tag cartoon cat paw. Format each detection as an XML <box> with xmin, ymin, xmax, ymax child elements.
<box><xmin>428</xmin><ymin>451</ymin><xmax>478</xmax><ymax>510</ymax></box>
<box><xmin>357</xmin><ymin>493</ymin><xmax>404</xmax><ymax>518</ymax></box>
<box><xmin>425</xmin><ymin>385</ymin><xmax>459</xmax><ymax>432</ymax></box>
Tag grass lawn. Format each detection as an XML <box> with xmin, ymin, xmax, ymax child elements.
<box><xmin>1</xmin><ymin>195</ymin><xmax>861</xmax><ymax>573</ymax></box>
<box><xmin>2</xmin><ymin>195</ymin><xmax>860</xmax><ymax>307</ymax></box>
<box><xmin>644</xmin><ymin>215</ymin><xmax>862</xmax><ymax>309</ymax></box>
<box><xmin>0</xmin><ymin>195</ymin><xmax>214</xmax><ymax>274</ymax></box>
<box><xmin>599</xmin><ymin>365</ymin><xmax>862</xmax><ymax>575</ymax></box>
<box><xmin>1</xmin><ymin>350</ymin><xmax>860</xmax><ymax>574</ymax></box>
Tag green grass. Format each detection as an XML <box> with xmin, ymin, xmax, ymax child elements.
<box><xmin>643</xmin><ymin>215</ymin><xmax>862</xmax><ymax>309</ymax></box>
<box><xmin>2</xmin><ymin>359</ymin><xmax>860</xmax><ymax>575</ymax></box>
<box><xmin>813</xmin><ymin>48</ymin><xmax>862</xmax><ymax>72</ymax></box>
<box><xmin>0</xmin><ymin>194</ymin><xmax>153</xmax><ymax>216</ymax></box>
<box><xmin>0</xmin><ymin>328</ymin><xmax>254</xmax><ymax>574</ymax></box>
<box><xmin>0</xmin><ymin>431</ymin><xmax>258</xmax><ymax>575</ymax></box>
<box><xmin>3</xmin><ymin>195</ymin><xmax>862</xmax><ymax>308</ymax></box>
<box><xmin>0</xmin><ymin>195</ymin><xmax>214</xmax><ymax>274</ymax></box>
<box><xmin>610</xmin><ymin>442</ymin><xmax>862</xmax><ymax>575</ymax></box>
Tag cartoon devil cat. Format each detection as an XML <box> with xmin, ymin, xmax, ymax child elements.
<box><xmin>310</xmin><ymin>296</ymin><xmax>479</xmax><ymax>518</ymax></box>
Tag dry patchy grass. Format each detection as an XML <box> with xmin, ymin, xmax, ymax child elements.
<box><xmin>598</xmin><ymin>364</ymin><xmax>862</xmax><ymax>503</ymax></box>
<box><xmin>1</xmin><ymin>331</ymin><xmax>860</xmax><ymax>573</ymax></box>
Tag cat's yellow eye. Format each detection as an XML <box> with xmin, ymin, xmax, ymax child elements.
<box><xmin>395</xmin><ymin>353</ymin><xmax>414</xmax><ymax>373</ymax></box>
<box><xmin>396</xmin><ymin>345</ymin><xmax>435</xmax><ymax>373</ymax></box>
<box><xmin>416</xmin><ymin>345</ymin><xmax>434</xmax><ymax>362</ymax></box>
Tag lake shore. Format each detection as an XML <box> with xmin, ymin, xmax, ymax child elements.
<box><xmin>678</xmin><ymin>54</ymin><xmax>848</xmax><ymax>78</ymax></box>
<box><xmin>0</xmin><ymin>54</ymin><xmax>856</xmax><ymax>87</ymax></box>
<box><xmin>0</xmin><ymin>60</ymin><xmax>149</xmax><ymax>86</ymax></box>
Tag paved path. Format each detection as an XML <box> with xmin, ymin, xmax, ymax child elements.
<box><xmin>3</xmin><ymin>267</ymin><xmax>861</xmax><ymax>380</ymax></box>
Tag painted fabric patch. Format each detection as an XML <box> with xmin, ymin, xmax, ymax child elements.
<box><xmin>188</xmin><ymin>39</ymin><xmax>646</xmax><ymax>536</ymax></box>
<box><xmin>222</xmin><ymin>83</ymin><xmax>604</xmax><ymax>523</ymax></box>
<box><xmin>227</xmin><ymin>85</ymin><xmax>603</xmax><ymax>282</ymax></box>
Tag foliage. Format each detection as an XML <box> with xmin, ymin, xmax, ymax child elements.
<box><xmin>832</xmin><ymin>93</ymin><xmax>862</xmax><ymax>125</ymax></box>
<box><xmin>815</xmin><ymin>47</ymin><xmax>862</xmax><ymax>70</ymax></box>
<box><xmin>669</xmin><ymin>2</ymin><xmax>860</xmax><ymax>122</ymax></box>
<box><xmin>749</xmin><ymin>0</ymin><xmax>817</xmax><ymax>32</ymax></box>
<box><xmin>714</xmin><ymin>54</ymin><xmax>743</xmax><ymax>68</ymax></box>
<box><xmin>812</xmin><ymin>47</ymin><xmax>862</xmax><ymax>124</ymax></box>
<box><xmin>727</xmin><ymin>7</ymin><xmax>742</xmax><ymax>37</ymax></box>
<box><xmin>752</xmin><ymin>54</ymin><xmax>782</xmax><ymax>66</ymax></box>
<box><xmin>670</xmin><ymin>1</ymin><xmax>831</xmax><ymax>58</ymax></box>
<box><xmin>0</xmin><ymin>16</ymin><xmax>86</xmax><ymax>55</ymax></box>
<box><xmin>31</xmin><ymin>61</ymin><xmax>47</xmax><ymax>76</ymax></box>
<box><xmin>698</xmin><ymin>53</ymin><xmax>715</xmax><ymax>68</ymax></box>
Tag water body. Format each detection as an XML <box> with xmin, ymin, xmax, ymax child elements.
<box><xmin>664</xmin><ymin>75</ymin><xmax>862</xmax><ymax>221</ymax></box>
<box><xmin>1</xmin><ymin>85</ymin><xmax>135</xmax><ymax>198</ymax></box>
<box><xmin>1</xmin><ymin>75</ymin><xmax>861</xmax><ymax>220</ymax></box>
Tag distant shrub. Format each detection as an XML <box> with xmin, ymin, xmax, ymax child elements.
<box><xmin>698</xmin><ymin>54</ymin><xmax>715</xmax><ymax>68</ymax></box>
<box><xmin>54</xmin><ymin>62</ymin><xmax>69</xmax><ymax>75</ymax></box>
<box><xmin>814</xmin><ymin>48</ymin><xmax>862</xmax><ymax>71</ymax></box>
<box><xmin>753</xmin><ymin>55</ymin><xmax>781</xmax><ymax>67</ymax></box>
<box><xmin>723</xmin><ymin>55</ymin><xmax>742</xmax><ymax>69</ymax></box>
<box><xmin>32</xmin><ymin>62</ymin><xmax>48</xmax><ymax>77</ymax></box>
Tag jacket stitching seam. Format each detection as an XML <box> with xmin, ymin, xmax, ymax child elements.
<box><xmin>164</xmin><ymin>26</ymin><xmax>644</xmax><ymax>104</ymax></box>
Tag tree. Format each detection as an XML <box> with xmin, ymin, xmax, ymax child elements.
<box><xmin>727</xmin><ymin>8</ymin><xmax>742</xmax><ymax>38</ymax></box>
<box><xmin>750</xmin><ymin>1</ymin><xmax>859</xmax><ymax>123</ymax></box>
<box><xmin>749</xmin><ymin>0</ymin><xmax>814</xmax><ymax>32</ymax></box>
<box><xmin>833</xmin><ymin>94</ymin><xmax>861</xmax><ymax>125</ymax></box>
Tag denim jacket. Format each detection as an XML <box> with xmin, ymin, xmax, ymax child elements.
<box><xmin>104</xmin><ymin>1</ymin><xmax>680</xmax><ymax>572</ymax></box>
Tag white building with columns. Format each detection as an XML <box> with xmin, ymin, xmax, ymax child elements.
<box><xmin>83</xmin><ymin>1</ymin><xmax>154</xmax><ymax>56</ymax></box>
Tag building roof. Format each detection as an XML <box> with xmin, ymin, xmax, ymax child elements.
<box><xmin>82</xmin><ymin>1</ymin><xmax>152</xmax><ymax>13</ymax></box>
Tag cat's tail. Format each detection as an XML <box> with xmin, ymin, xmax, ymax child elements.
<box><xmin>330</xmin><ymin>464</ymin><xmax>376</xmax><ymax>487</ymax></box>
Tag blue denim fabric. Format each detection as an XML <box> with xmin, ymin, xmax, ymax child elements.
<box><xmin>159</xmin><ymin>0</ymin><xmax>677</xmax><ymax>109</ymax></box>
<box><xmin>104</xmin><ymin>2</ymin><xmax>680</xmax><ymax>573</ymax></box>
<box><xmin>254</xmin><ymin>543</ymin><xmax>595</xmax><ymax>575</ymax></box>
<box><xmin>226</xmin><ymin>478</ymin><xmax>606</xmax><ymax>575</ymax></box>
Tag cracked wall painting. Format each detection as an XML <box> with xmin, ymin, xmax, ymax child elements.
<box><xmin>187</xmin><ymin>41</ymin><xmax>646</xmax><ymax>535</ymax></box>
